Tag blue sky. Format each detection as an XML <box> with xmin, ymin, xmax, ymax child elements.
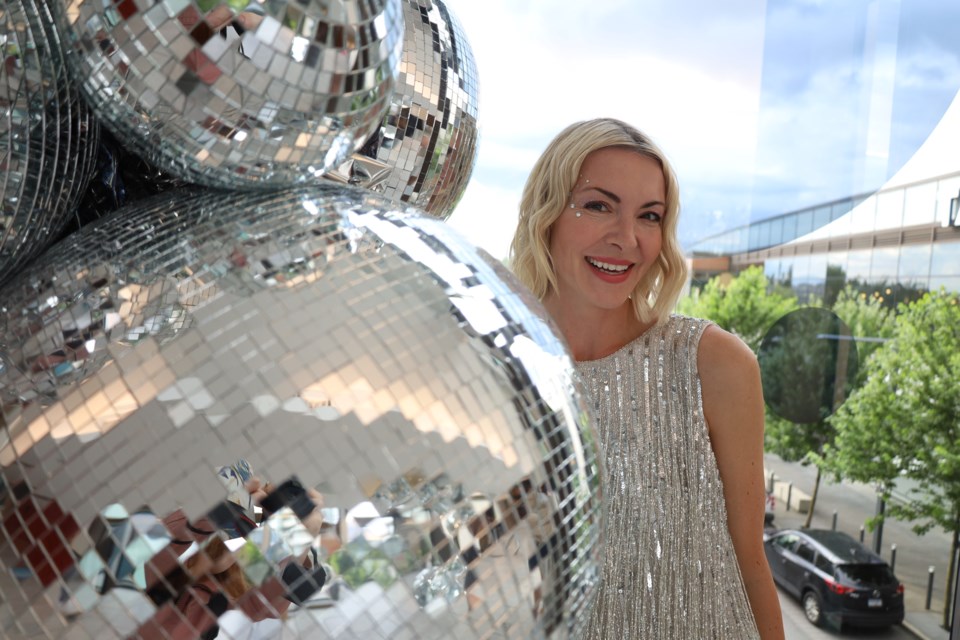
<box><xmin>442</xmin><ymin>0</ymin><xmax>960</xmax><ymax>261</ymax></box>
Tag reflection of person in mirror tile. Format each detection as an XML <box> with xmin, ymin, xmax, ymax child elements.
<box><xmin>136</xmin><ymin>471</ymin><xmax>325</xmax><ymax>639</ymax></box>
<box><xmin>509</xmin><ymin>118</ymin><xmax>785</xmax><ymax>639</ymax></box>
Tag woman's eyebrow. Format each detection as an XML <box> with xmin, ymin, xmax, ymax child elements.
<box><xmin>581</xmin><ymin>186</ymin><xmax>665</xmax><ymax>209</ymax></box>
<box><xmin>582</xmin><ymin>186</ymin><xmax>621</xmax><ymax>203</ymax></box>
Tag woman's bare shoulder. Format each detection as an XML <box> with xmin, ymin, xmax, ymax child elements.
<box><xmin>698</xmin><ymin>322</ymin><xmax>756</xmax><ymax>369</ymax></box>
<box><xmin>697</xmin><ymin>324</ymin><xmax>762</xmax><ymax>426</ymax></box>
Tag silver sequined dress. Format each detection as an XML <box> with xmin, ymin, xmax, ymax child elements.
<box><xmin>577</xmin><ymin>315</ymin><xmax>760</xmax><ymax>639</ymax></box>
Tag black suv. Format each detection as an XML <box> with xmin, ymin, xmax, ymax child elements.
<box><xmin>764</xmin><ymin>528</ymin><xmax>904</xmax><ymax>629</ymax></box>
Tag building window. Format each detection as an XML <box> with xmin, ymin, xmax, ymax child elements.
<box><xmin>769</xmin><ymin>217</ymin><xmax>784</xmax><ymax>246</ymax></box>
<box><xmin>898</xmin><ymin>244</ymin><xmax>932</xmax><ymax>280</ymax></box>
<box><xmin>814</xmin><ymin>205</ymin><xmax>831</xmax><ymax>231</ymax></box>
<box><xmin>796</xmin><ymin>210</ymin><xmax>813</xmax><ymax>237</ymax></box>
<box><xmin>931</xmin><ymin>241</ymin><xmax>960</xmax><ymax>276</ymax></box>
<box><xmin>782</xmin><ymin>214</ymin><xmax>797</xmax><ymax>243</ymax></box>
<box><xmin>870</xmin><ymin>247</ymin><xmax>900</xmax><ymax>283</ymax></box>
<box><xmin>847</xmin><ymin>249</ymin><xmax>872</xmax><ymax>280</ymax></box>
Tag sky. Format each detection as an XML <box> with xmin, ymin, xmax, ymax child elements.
<box><xmin>440</xmin><ymin>0</ymin><xmax>960</xmax><ymax>261</ymax></box>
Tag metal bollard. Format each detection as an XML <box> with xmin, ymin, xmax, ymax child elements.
<box><xmin>832</xmin><ymin>511</ymin><xmax>838</xmax><ymax>531</ymax></box>
<box><xmin>926</xmin><ymin>566</ymin><xmax>935</xmax><ymax>610</ymax></box>
<box><xmin>890</xmin><ymin>544</ymin><xmax>897</xmax><ymax>572</ymax></box>
<box><xmin>786</xmin><ymin>483</ymin><xmax>793</xmax><ymax>512</ymax></box>
<box><xmin>860</xmin><ymin>525</ymin><xmax>865</xmax><ymax>543</ymax></box>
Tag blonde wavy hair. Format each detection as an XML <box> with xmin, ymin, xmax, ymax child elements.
<box><xmin>184</xmin><ymin>536</ymin><xmax>251</xmax><ymax>600</ymax></box>
<box><xmin>509</xmin><ymin>118</ymin><xmax>688</xmax><ymax>325</ymax></box>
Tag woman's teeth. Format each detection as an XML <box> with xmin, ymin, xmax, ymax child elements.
<box><xmin>587</xmin><ymin>258</ymin><xmax>630</xmax><ymax>273</ymax></box>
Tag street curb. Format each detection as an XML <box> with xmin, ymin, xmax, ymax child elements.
<box><xmin>902</xmin><ymin>619</ymin><xmax>932</xmax><ymax>640</ymax></box>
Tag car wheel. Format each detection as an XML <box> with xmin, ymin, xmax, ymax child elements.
<box><xmin>802</xmin><ymin>590</ymin><xmax>823</xmax><ymax>626</ymax></box>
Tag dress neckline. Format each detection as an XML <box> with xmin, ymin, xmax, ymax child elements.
<box><xmin>575</xmin><ymin>316</ymin><xmax>671</xmax><ymax>365</ymax></box>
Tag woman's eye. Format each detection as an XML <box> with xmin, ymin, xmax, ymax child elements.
<box><xmin>639</xmin><ymin>211</ymin><xmax>663</xmax><ymax>224</ymax></box>
<box><xmin>584</xmin><ymin>201</ymin><xmax>611</xmax><ymax>213</ymax></box>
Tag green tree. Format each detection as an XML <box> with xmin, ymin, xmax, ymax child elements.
<box><xmin>824</xmin><ymin>264</ymin><xmax>846</xmax><ymax>308</ymax></box>
<box><xmin>823</xmin><ymin>290</ymin><xmax>960</xmax><ymax>628</ymax></box>
<box><xmin>761</xmin><ymin>308</ymin><xmax>859</xmax><ymax>528</ymax></box>
<box><xmin>677</xmin><ymin>265</ymin><xmax>797</xmax><ymax>352</ymax></box>
<box><xmin>762</xmin><ymin>286</ymin><xmax>895</xmax><ymax>527</ymax></box>
<box><xmin>844</xmin><ymin>277</ymin><xmax>929</xmax><ymax>310</ymax></box>
<box><xmin>830</xmin><ymin>286</ymin><xmax>896</xmax><ymax>384</ymax></box>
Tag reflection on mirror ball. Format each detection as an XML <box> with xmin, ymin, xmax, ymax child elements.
<box><xmin>758</xmin><ymin>308</ymin><xmax>859</xmax><ymax>424</ymax></box>
<box><xmin>0</xmin><ymin>0</ymin><xmax>99</xmax><ymax>287</ymax></box>
<box><xmin>69</xmin><ymin>127</ymin><xmax>190</xmax><ymax>235</ymax></box>
<box><xmin>0</xmin><ymin>184</ymin><xmax>602</xmax><ymax>638</ymax></box>
<box><xmin>51</xmin><ymin>0</ymin><xmax>404</xmax><ymax>189</ymax></box>
<box><xmin>325</xmin><ymin>0</ymin><xmax>479</xmax><ymax>219</ymax></box>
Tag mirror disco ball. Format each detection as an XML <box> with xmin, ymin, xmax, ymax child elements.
<box><xmin>0</xmin><ymin>185</ymin><xmax>603</xmax><ymax>639</ymax></box>
<box><xmin>51</xmin><ymin>0</ymin><xmax>404</xmax><ymax>189</ymax></box>
<box><xmin>324</xmin><ymin>0</ymin><xmax>479</xmax><ymax>220</ymax></box>
<box><xmin>0</xmin><ymin>0</ymin><xmax>99</xmax><ymax>287</ymax></box>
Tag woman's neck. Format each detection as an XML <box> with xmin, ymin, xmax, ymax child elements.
<box><xmin>543</xmin><ymin>296</ymin><xmax>652</xmax><ymax>362</ymax></box>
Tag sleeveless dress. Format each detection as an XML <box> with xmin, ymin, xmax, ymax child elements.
<box><xmin>576</xmin><ymin>315</ymin><xmax>760</xmax><ymax>639</ymax></box>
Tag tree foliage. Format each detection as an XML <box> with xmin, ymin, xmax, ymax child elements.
<box><xmin>823</xmin><ymin>289</ymin><xmax>960</xmax><ymax>625</ymax></box>
<box><xmin>760</xmin><ymin>285</ymin><xmax>897</xmax><ymax>464</ymax></box>
<box><xmin>681</xmin><ymin>270</ymin><xmax>908</xmax><ymax>529</ymax></box>
<box><xmin>761</xmin><ymin>308</ymin><xmax>859</xmax><ymax>466</ymax></box>
<box><xmin>760</xmin><ymin>308</ymin><xmax>860</xmax><ymax>426</ymax></box>
<box><xmin>758</xmin><ymin>303</ymin><xmax>864</xmax><ymax>526</ymax></box>
<box><xmin>823</xmin><ymin>289</ymin><xmax>960</xmax><ymax>536</ymax></box>
<box><xmin>677</xmin><ymin>265</ymin><xmax>797</xmax><ymax>352</ymax></box>
<box><xmin>830</xmin><ymin>286</ymin><xmax>897</xmax><ymax>385</ymax></box>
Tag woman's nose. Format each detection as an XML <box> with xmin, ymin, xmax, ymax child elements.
<box><xmin>605</xmin><ymin>215</ymin><xmax>637</xmax><ymax>250</ymax></box>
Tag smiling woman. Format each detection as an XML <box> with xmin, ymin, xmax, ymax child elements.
<box><xmin>510</xmin><ymin>118</ymin><xmax>786</xmax><ymax>639</ymax></box>
<box><xmin>510</xmin><ymin>120</ymin><xmax>686</xmax><ymax>339</ymax></box>
<box><xmin>543</xmin><ymin>147</ymin><xmax>666</xmax><ymax>355</ymax></box>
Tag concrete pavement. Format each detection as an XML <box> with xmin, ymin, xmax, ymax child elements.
<box><xmin>902</xmin><ymin>609</ymin><xmax>950</xmax><ymax>640</ymax></box>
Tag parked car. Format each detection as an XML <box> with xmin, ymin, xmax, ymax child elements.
<box><xmin>764</xmin><ymin>528</ymin><xmax>904</xmax><ymax>630</ymax></box>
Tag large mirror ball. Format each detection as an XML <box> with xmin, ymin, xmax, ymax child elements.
<box><xmin>0</xmin><ymin>185</ymin><xmax>603</xmax><ymax>639</ymax></box>
<box><xmin>51</xmin><ymin>0</ymin><xmax>405</xmax><ymax>189</ymax></box>
<box><xmin>324</xmin><ymin>0</ymin><xmax>480</xmax><ymax>220</ymax></box>
<box><xmin>0</xmin><ymin>0</ymin><xmax>100</xmax><ymax>286</ymax></box>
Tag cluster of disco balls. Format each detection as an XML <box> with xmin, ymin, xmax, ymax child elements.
<box><xmin>0</xmin><ymin>0</ymin><xmax>603</xmax><ymax>639</ymax></box>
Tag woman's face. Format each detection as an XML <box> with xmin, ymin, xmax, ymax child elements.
<box><xmin>546</xmin><ymin>147</ymin><xmax>665</xmax><ymax>318</ymax></box>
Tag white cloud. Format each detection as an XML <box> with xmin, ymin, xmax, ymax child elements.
<box><xmin>895</xmin><ymin>44</ymin><xmax>960</xmax><ymax>89</ymax></box>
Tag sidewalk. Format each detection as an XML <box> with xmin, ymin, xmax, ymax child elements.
<box><xmin>903</xmin><ymin>609</ymin><xmax>950</xmax><ymax>640</ymax></box>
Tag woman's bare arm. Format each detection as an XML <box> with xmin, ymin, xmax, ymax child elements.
<box><xmin>699</xmin><ymin>324</ymin><xmax>785</xmax><ymax>640</ymax></box>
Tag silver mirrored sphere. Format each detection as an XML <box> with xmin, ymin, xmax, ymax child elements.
<box><xmin>0</xmin><ymin>185</ymin><xmax>602</xmax><ymax>638</ymax></box>
<box><xmin>51</xmin><ymin>0</ymin><xmax>404</xmax><ymax>189</ymax></box>
<box><xmin>0</xmin><ymin>0</ymin><xmax>99</xmax><ymax>287</ymax></box>
<box><xmin>325</xmin><ymin>0</ymin><xmax>479</xmax><ymax>219</ymax></box>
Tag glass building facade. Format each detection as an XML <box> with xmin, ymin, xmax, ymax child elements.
<box><xmin>689</xmin><ymin>96</ymin><xmax>960</xmax><ymax>307</ymax></box>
